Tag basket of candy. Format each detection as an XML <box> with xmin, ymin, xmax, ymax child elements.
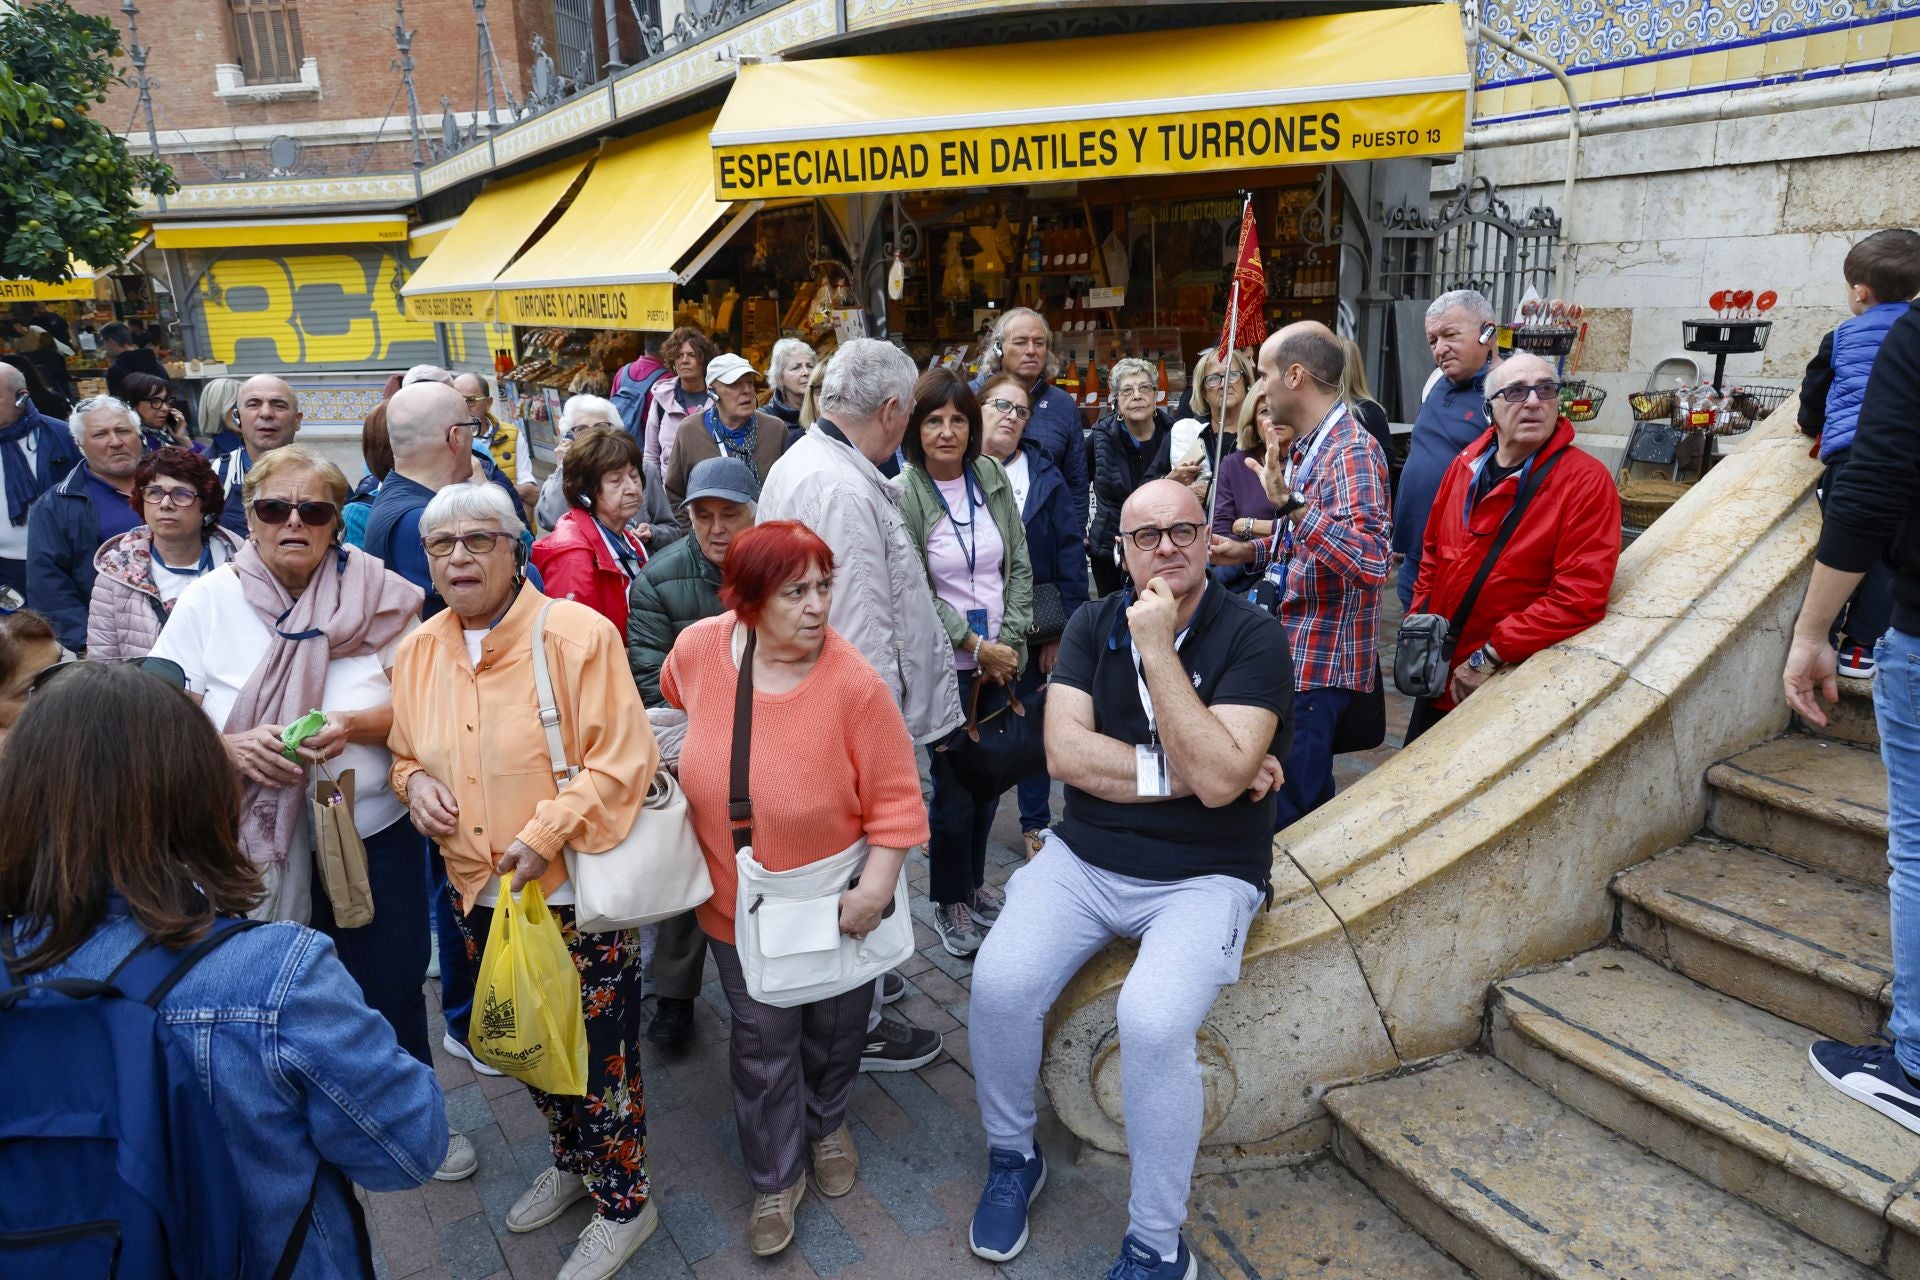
<box><xmin>1557</xmin><ymin>380</ymin><xmax>1607</xmax><ymax>423</ymax></box>
<box><xmin>1683</xmin><ymin>290</ymin><xmax>1777</xmax><ymax>355</ymax></box>
<box><xmin>1713</xmin><ymin>383</ymin><xmax>1794</xmax><ymax>436</ymax></box>
<box><xmin>1627</xmin><ymin>390</ymin><xmax>1674</xmax><ymax>422</ymax></box>
<box><xmin>1510</xmin><ymin>297</ymin><xmax>1582</xmax><ymax>358</ymax></box>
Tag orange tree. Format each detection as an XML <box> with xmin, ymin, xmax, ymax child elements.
<box><xmin>0</xmin><ymin>0</ymin><xmax>175</xmax><ymax>282</ymax></box>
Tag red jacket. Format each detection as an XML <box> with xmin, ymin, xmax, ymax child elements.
<box><xmin>530</xmin><ymin>507</ymin><xmax>647</xmax><ymax>635</ymax></box>
<box><xmin>1412</xmin><ymin>416</ymin><xmax>1621</xmax><ymax>710</ymax></box>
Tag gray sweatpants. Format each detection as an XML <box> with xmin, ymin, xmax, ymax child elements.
<box><xmin>970</xmin><ymin>833</ymin><xmax>1262</xmax><ymax>1257</ymax></box>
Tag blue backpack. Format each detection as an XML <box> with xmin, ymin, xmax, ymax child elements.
<box><xmin>611</xmin><ymin>361</ymin><xmax>670</xmax><ymax>442</ymax></box>
<box><xmin>0</xmin><ymin>918</ymin><xmax>323</xmax><ymax>1279</ymax></box>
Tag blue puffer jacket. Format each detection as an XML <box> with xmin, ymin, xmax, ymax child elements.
<box><xmin>25</xmin><ymin>461</ymin><xmax>104</xmax><ymax>651</ymax></box>
<box><xmin>1012</xmin><ymin>440</ymin><xmax>1090</xmax><ymax>627</ymax></box>
<box><xmin>1822</xmin><ymin>302</ymin><xmax>1913</xmax><ymax>460</ymax></box>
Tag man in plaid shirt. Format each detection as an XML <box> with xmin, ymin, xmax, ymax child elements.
<box><xmin>1210</xmin><ymin>322</ymin><xmax>1390</xmax><ymax>827</ymax></box>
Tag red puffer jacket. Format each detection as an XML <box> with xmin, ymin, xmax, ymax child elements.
<box><xmin>1411</xmin><ymin>416</ymin><xmax>1622</xmax><ymax>710</ymax></box>
<box><xmin>530</xmin><ymin>507</ymin><xmax>648</xmax><ymax>635</ymax></box>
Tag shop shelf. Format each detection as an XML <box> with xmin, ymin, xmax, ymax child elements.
<box><xmin>1510</xmin><ymin>325</ymin><xmax>1577</xmax><ymax>357</ymax></box>
<box><xmin>1682</xmin><ymin>318</ymin><xmax>1771</xmax><ymax>354</ymax></box>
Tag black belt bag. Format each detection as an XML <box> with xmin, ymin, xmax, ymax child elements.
<box><xmin>1394</xmin><ymin>449</ymin><xmax>1563</xmax><ymax>700</ymax></box>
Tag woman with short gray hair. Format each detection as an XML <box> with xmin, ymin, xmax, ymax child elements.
<box><xmin>1085</xmin><ymin>357</ymin><xmax>1172</xmax><ymax>596</ymax></box>
<box><xmin>765</xmin><ymin>338</ymin><xmax>816</xmax><ymax>444</ymax></box>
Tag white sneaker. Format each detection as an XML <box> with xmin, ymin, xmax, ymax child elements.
<box><xmin>507</xmin><ymin>1166</ymin><xmax>590</xmax><ymax>1233</ymax></box>
<box><xmin>557</xmin><ymin>1202</ymin><xmax>660</xmax><ymax>1280</ymax></box>
<box><xmin>442</xmin><ymin>1030</ymin><xmax>504</xmax><ymax>1077</ymax></box>
<box><xmin>434</xmin><ymin>1130</ymin><xmax>477</xmax><ymax>1182</ymax></box>
<box><xmin>426</xmin><ymin>928</ymin><xmax>440</xmax><ymax>980</ymax></box>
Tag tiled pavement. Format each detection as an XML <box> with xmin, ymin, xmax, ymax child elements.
<box><xmin>368</xmin><ymin>628</ymin><xmax>1418</xmax><ymax>1280</ymax></box>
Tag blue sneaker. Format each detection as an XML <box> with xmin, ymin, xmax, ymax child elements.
<box><xmin>1810</xmin><ymin>1040</ymin><xmax>1920</xmax><ymax>1135</ymax></box>
<box><xmin>967</xmin><ymin>1146</ymin><xmax>1046</xmax><ymax>1261</ymax></box>
<box><xmin>1106</xmin><ymin>1233</ymin><xmax>1197</xmax><ymax>1280</ymax></box>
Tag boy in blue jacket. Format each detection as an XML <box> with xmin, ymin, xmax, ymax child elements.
<box><xmin>1810</xmin><ymin>229</ymin><xmax>1920</xmax><ymax>678</ymax></box>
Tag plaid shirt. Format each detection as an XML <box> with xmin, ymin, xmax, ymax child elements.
<box><xmin>1250</xmin><ymin>403</ymin><xmax>1391</xmax><ymax>691</ymax></box>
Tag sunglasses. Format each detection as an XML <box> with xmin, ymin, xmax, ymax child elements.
<box><xmin>29</xmin><ymin>655</ymin><xmax>187</xmax><ymax>697</ymax></box>
<box><xmin>1491</xmin><ymin>381</ymin><xmax>1561</xmax><ymax>405</ymax></box>
<box><xmin>251</xmin><ymin>498</ymin><xmax>339</xmax><ymax>526</ymax></box>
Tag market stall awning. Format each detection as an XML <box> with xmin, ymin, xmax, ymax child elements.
<box><xmin>0</xmin><ymin>261</ymin><xmax>103</xmax><ymax>303</ymax></box>
<box><xmin>401</xmin><ymin>156</ymin><xmax>593</xmax><ymax>323</ymax></box>
<box><xmin>151</xmin><ymin>214</ymin><xmax>410</xmax><ymax>250</ymax></box>
<box><xmin>494</xmin><ymin>112</ymin><xmax>749</xmax><ymax>331</ymax></box>
<box><xmin>711</xmin><ymin>6</ymin><xmax>1469</xmax><ymax>199</ymax></box>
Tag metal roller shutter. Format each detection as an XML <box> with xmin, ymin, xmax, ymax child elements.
<box><xmin>182</xmin><ymin>245</ymin><xmax>444</xmax><ymax>373</ymax></box>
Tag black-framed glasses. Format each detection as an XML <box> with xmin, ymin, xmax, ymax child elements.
<box><xmin>446</xmin><ymin>418</ymin><xmax>485</xmax><ymax>446</ymax></box>
<box><xmin>422</xmin><ymin>530</ymin><xmax>512</xmax><ymax>558</ymax></box>
<box><xmin>141</xmin><ymin>484</ymin><xmax>198</xmax><ymax>507</ymax></box>
<box><xmin>982</xmin><ymin>398</ymin><xmax>1032</xmax><ymax>422</ymax></box>
<box><xmin>251</xmin><ymin>498</ymin><xmax>338</xmax><ymax>526</ymax></box>
<box><xmin>1118</xmin><ymin>521</ymin><xmax>1203</xmax><ymax>551</ymax></box>
<box><xmin>1491</xmin><ymin>381</ymin><xmax>1560</xmax><ymax>405</ymax></box>
<box><xmin>29</xmin><ymin>655</ymin><xmax>187</xmax><ymax>697</ymax></box>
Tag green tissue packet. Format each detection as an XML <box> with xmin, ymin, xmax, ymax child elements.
<box><xmin>281</xmin><ymin>709</ymin><xmax>328</xmax><ymax>761</ymax></box>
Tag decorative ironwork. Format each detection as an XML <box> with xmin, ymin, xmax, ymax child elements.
<box><xmin>1375</xmin><ymin>176</ymin><xmax>1560</xmax><ymax>328</ymax></box>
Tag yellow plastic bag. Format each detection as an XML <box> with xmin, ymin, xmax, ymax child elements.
<box><xmin>471</xmin><ymin>880</ymin><xmax>587</xmax><ymax>1096</ymax></box>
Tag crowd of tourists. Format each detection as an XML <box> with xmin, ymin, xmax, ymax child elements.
<box><xmin>0</xmin><ymin>288</ymin><xmax>1640</xmax><ymax>1280</ymax></box>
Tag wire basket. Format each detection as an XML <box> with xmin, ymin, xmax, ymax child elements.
<box><xmin>1682</xmin><ymin>319</ymin><xmax>1772</xmax><ymax>355</ymax></box>
<box><xmin>1558</xmin><ymin>380</ymin><xmax>1607</xmax><ymax>424</ymax></box>
<box><xmin>1627</xmin><ymin>390</ymin><xmax>1673</xmax><ymax>422</ymax></box>
<box><xmin>1713</xmin><ymin>383</ymin><xmax>1794</xmax><ymax>435</ymax></box>
<box><xmin>1510</xmin><ymin>325</ymin><xmax>1578</xmax><ymax>357</ymax></box>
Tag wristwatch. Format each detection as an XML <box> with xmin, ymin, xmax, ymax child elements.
<box><xmin>1276</xmin><ymin>490</ymin><xmax>1309</xmax><ymax>520</ymax></box>
<box><xmin>1466</xmin><ymin>645</ymin><xmax>1503</xmax><ymax>673</ymax></box>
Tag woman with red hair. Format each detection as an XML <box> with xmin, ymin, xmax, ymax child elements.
<box><xmin>660</xmin><ymin>520</ymin><xmax>928</xmax><ymax>1258</ymax></box>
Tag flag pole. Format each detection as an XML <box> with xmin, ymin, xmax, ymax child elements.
<box><xmin>1205</xmin><ymin>191</ymin><xmax>1252</xmax><ymax>535</ymax></box>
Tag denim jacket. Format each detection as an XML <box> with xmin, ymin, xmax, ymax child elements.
<box><xmin>9</xmin><ymin>902</ymin><xmax>446</xmax><ymax>1278</ymax></box>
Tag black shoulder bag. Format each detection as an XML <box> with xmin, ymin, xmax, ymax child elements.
<box><xmin>1393</xmin><ymin>449</ymin><xmax>1564</xmax><ymax>700</ymax></box>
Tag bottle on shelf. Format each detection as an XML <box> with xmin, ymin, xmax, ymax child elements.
<box><xmin>1061</xmin><ymin>356</ymin><xmax>1081</xmax><ymax>402</ymax></box>
<box><xmin>1027</xmin><ymin>222</ymin><xmax>1044</xmax><ymax>273</ymax></box>
<box><xmin>1074</xmin><ymin>223</ymin><xmax>1091</xmax><ymax>269</ymax></box>
<box><xmin>1082</xmin><ymin>358</ymin><xmax>1101</xmax><ymax>409</ymax></box>
<box><xmin>1155</xmin><ymin>357</ymin><xmax>1169</xmax><ymax>407</ymax></box>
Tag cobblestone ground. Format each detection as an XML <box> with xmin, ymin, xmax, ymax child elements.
<box><xmin>368</xmin><ymin>614</ymin><xmax>1415</xmax><ymax>1280</ymax></box>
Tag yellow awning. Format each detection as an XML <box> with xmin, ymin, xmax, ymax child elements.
<box><xmin>152</xmin><ymin>215</ymin><xmax>410</xmax><ymax>250</ymax></box>
<box><xmin>494</xmin><ymin>113</ymin><xmax>741</xmax><ymax>331</ymax></box>
<box><xmin>711</xmin><ymin>6</ymin><xmax>1469</xmax><ymax>199</ymax></box>
<box><xmin>407</xmin><ymin>217</ymin><xmax>458</xmax><ymax>258</ymax></box>
<box><xmin>401</xmin><ymin>155</ymin><xmax>592</xmax><ymax>323</ymax></box>
<box><xmin>0</xmin><ymin>261</ymin><xmax>102</xmax><ymax>302</ymax></box>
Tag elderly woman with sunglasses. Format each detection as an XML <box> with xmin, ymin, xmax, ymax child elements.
<box><xmin>147</xmin><ymin>445</ymin><xmax>476</xmax><ymax>1181</ymax></box>
<box><xmin>87</xmin><ymin>445</ymin><xmax>243</xmax><ymax>659</ymax></box>
<box><xmin>388</xmin><ymin>482</ymin><xmax>660</xmax><ymax>1280</ymax></box>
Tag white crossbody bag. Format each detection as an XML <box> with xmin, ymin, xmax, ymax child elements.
<box><xmin>530</xmin><ymin>601</ymin><xmax>713</xmax><ymax>932</ymax></box>
<box><xmin>727</xmin><ymin>625</ymin><xmax>914</xmax><ymax>1007</ymax></box>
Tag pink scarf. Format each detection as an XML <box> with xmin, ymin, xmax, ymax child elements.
<box><xmin>225</xmin><ymin>541</ymin><xmax>423</xmax><ymax>867</ymax></box>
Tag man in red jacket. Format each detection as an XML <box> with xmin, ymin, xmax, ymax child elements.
<box><xmin>1405</xmin><ymin>352</ymin><xmax>1622</xmax><ymax>743</ymax></box>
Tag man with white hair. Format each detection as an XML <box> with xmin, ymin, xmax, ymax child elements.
<box><xmin>972</xmin><ymin>307</ymin><xmax>1090</xmax><ymax>530</ymax></box>
<box><xmin>1404</xmin><ymin>351</ymin><xmax>1621</xmax><ymax>742</ymax></box>
<box><xmin>0</xmin><ymin>361</ymin><xmax>79</xmax><ymax>594</ymax></box>
<box><xmin>1394</xmin><ymin>288</ymin><xmax>1501</xmax><ymax>608</ymax></box>
<box><xmin>213</xmin><ymin>374</ymin><xmax>303</xmax><ymax>535</ymax></box>
<box><xmin>26</xmin><ymin>396</ymin><xmax>144</xmax><ymax>651</ymax></box>
<box><xmin>757</xmin><ymin>337</ymin><xmax>961</xmax><ymax>1073</ymax></box>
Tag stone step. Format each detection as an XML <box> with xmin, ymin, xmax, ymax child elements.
<box><xmin>1327</xmin><ymin>1055</ymin><xmax>1882</xmax><ymax>1280</ymax></box>
<box><xmin>1800</xmin><ymin>675</ymin><xmax>1879</xmax><ymax>750</ymax></box>
<box><xmin>1490</xmin><ymin>948</ymin><xmax>1920</xmax><ymax>1271</ymax></box>
<box><xmin>1190</xmin><ymin>1159</ymin><xmax>1470</xmax><ymax>1280</ymax></box>
<box><xmin>1707</xmin><ymin>736</ymin><xmax>1887</xmax><ymax>883</ymax></box>
<box><xmin>1614</xmin><ymin>836</ymin><xmax>1891</xmax><ymax>1044</ymax></box>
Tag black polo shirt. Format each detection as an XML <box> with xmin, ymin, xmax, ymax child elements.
<box><xmin>1049</xmin><ymin>583</ymin><xmax>1294</xmax><ymax>889</ymax></box>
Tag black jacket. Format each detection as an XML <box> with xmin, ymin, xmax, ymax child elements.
<box><xmin>1799</xmin><ymin>330</ymin><xmax>1836</xmax><ymax>440</ymax></box>
<box><xmin>1086</xmin><ymin>409</ymin><xmax>1172</xmax><ymax>558</ymax></box>
<box><xmin>1820</xmin><ymin>307</ymin><xmax>1920</xmax><ymax>632</ymax></box>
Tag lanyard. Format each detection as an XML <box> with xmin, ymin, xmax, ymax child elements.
<box><xmin>1127</xmin><ymin>591</ymin><xmax>1200</xmax><ymax>740</ymax></box>
<box><xmin>930</xmin><ymin>469</ymin><xmax>983</xmax><ymax>578</ymax></box>
<box><xmin>596</xmin><ymin>519</ymin><xmax>644</xmax><ymax>581</ymax></box>
<box><xmin>1283</xmin><ymin>401</ymin><xmax>1346</xmax><ymax>491</ymax></box>
<box><xmin>1264</xmin><ymin>402</ymin><xmax>1349</xmax><ymax>605</ymax></box>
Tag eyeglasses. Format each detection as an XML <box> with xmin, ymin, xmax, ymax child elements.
<box><xmin>141</xmin><ymin>484</ymin><xmax>198</xmax><ymax>507</ymax></box>
<box><xmin>1117</xmin><ymin>384</ymin><xmax>1155</xmax><ymax>401</ymax></box>
<box><xmin>462</xmin><ymin>394</ymin><xmax>491</xmax><ymax>406</ymax></box>
<box><xmin>982</xmin><ymin>398</ymin><xmax>1031</xmax><ymax>422</ymax></box>
<box><xmin>140</xmin><ymin>395</ymin><xmax>174</xmax><ymax>408</ymax></box>
<box><xmin>1202</xmin><ymin>372</ymin><xmax>1247</xmax><ymax>389</ymax></box>
<box><xmin>1491</xmin><ymin>381</ymin><xmax>1561</xmax><ymax>405</ymax></box>
<box><xmin>1118</xmin><ymin>521</ymin><xmax>1203</xmax><ymax>551</ymax></box>
<box><xmin>29</xmin><ymin>655</ymin><xmax>187</xmax><ymax>698</ymax></box>
<box><xmin>250</xmin><ymin>498</ymin><xmax>338</xmax><ymax>526</ymax></box>
<box><xmin>422</xmin><ymin>530</ymin><xmax>512</xmax><ymax>558</ymax></box>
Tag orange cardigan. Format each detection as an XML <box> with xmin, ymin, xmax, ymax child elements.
<box><xmin>387</xmin><ymin>585</ymin><xmax>658</xmax><ymax>912</ymax></box>
<box><xmin>661</xmin><ymin>614</ymin><xmax>928</xmax><ymax>945</ymax></box>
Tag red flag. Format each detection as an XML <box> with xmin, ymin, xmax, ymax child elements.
<box><xmin>1215</xmin><ymin>198</ymin><xmax>1268</xmax><ymax>361</ymax></box>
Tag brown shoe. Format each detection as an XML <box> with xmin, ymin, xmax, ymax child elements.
<box><xmin>809</xmin><ymin>1124</ymin><xmax>860</xmax><ymax>1198</ymax></box>
<box><xmin>746</xmin><ymin>1178</ymin><xmax>805</xmax><ymax>1256</ymax></box>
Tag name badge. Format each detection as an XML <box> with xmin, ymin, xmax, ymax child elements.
<box><xmin>966</xmin><ymin>607</ymin><xmax>990</xmax><ymax>640</ymax></box>
<box><xmin>1135</xmin><ymin>743</ymin><xmax>1171</xmax><ymax>798</ymax></box>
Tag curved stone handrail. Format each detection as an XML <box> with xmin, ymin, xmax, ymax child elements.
<box><xmin>1041</xmin><ymin>404</ymin><xmax>1823</xmax><ymax>1161</ymax></box>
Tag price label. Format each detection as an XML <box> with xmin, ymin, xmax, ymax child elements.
<box><xmin>1687</xmin><ymin>409</ymin><xmax>1715</xmax><ymax>429</ymax></box>
<box><xmin>1086</xmin><ymin>286</ymin><xmax>1126</xmax><ymax>310</ymax></box>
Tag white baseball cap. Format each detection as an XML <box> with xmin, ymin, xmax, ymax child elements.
<box><xmin>705</xmin><ymin>353</ymin><xmax>761</xmax><ymax>386</ymax></box>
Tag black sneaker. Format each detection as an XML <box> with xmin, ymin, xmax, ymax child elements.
<box><xmin>646</xmin><ymin>996</ymin><xmax>695</xmax><ymax>1048</ymax></box>
<box><xmin>860</xmin><ymin>1014</ymin><xmax>942</xmax><ymax>1072</ymax></box>
<box><xmin>1809</xmin><ymin>1040</ymin><xmax>1920</xmax><ymax>1134</ymax></box>
<box><xmin>879</xmin><ymin>971</ymin><xmax>906</xmax><ymax>1006</ymax></box>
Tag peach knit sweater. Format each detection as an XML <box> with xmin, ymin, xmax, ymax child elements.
<box><xmin>661</xmin><ymin>613</ymin><xmax>929</xmax><ymax>944</ymax></box>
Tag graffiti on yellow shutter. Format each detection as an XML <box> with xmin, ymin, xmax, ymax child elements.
<box><xmin>198</xmin><ymin>249</ymin><xmax>441</xmax><ymax>367</ymax></box>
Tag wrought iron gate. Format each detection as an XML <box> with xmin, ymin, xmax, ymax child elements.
<box><xmin>1376</xmin><ymin>175</ymin><xmax>1561</xmax><ymax>324</ymax></box>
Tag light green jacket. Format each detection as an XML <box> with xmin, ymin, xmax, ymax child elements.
<box><xmin>896</xmin><ymin>455</ymin><xmax>1034</xmax><ymax>675</ymax></box>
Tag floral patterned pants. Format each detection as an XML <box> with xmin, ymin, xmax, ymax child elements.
<box><xmin>453</xmin><ymin>889</ymin><xmax>650</xmax><ymax>1221</ymax></box>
